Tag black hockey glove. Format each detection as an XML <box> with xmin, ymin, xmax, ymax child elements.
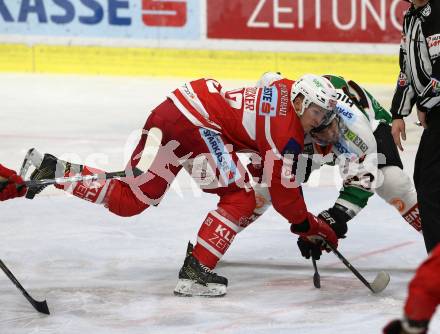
<box><xmin>297</xmin><ymin>237</ymin><xmax>323</xmax><ymax>260</ymax></box>
<box><xmin>297</xmin><ymin>205</ymin><xmax>351</xmax><ymax>260</ymax></box>
<box><xmin>318</xmin><ymin>205</ymin><xmax>352</xmax><ymax>238</ymax></box>
<box><xmin>383</xmin><ymin>318</ymin><xmax>428</xmax><ymax>334</ymax></box>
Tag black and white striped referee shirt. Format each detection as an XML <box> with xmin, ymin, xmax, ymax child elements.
<box><xmin>391</xmin><ymin>1</ymin><xmax>440</xmax><ymax>119</ymax></box>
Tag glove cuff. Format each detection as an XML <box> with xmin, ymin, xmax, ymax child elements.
<box><xmin>319</xmin><ymin>205</ymin><xmax>351</xmax><ymax>238</ymax></box>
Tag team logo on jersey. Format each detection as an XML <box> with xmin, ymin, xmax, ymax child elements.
<box><xmin>398</xmin><ymin>73</ymin><xmax>409</xmax><ymax>87</ymax></box>
<box><xmin>421</xmin><ymin>4</ymin><xmax>431</xmax><ymax>17</ymax></box>
<box><xmin>200</xmin><ymin>129</ymin><xmax>240</xmax><ymax>185</ymax></box>
<box><xmin>427</xmin><ymin>34</ymin><xmax>440</xmax><ymax>59</ymax></box>
<box><xmin>259</xmin><ymin>87</ymin><xmax>278</xmax><ymax>117</ymax></box>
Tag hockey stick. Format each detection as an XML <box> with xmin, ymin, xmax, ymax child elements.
<box><xmin>0</xmin><ymin>259</ymin><xmax>50</xmax><ymax>314</ymax></box>
<box><xmin>312</xmin><ymin>257</ymin><xmax>321</xmax><ymax>289</ymax></box>
<box><xmin>325</xmin><ymin>242</ymin><xmax>390</xmax><ymax>294</ymax></box>
<box><xmin>0</xmin><ymin>171</ymin><xmax>127</xmax><ymax>191</ymax></box>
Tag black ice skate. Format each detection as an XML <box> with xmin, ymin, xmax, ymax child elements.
<box><xmin>174</xmin><ymin>242</ymin><xmax>228</xmax><ymax>297</ymax></box>
<box><xmin>25</xmin><ymin>153</ymin><xmax>70</xmax><ymax>199</ymax></box>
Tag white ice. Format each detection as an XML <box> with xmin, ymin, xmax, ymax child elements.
<box><xmin>0</xmin><ymin>74</ymin><xmax>437</xmax><ymax>334</ymax></box>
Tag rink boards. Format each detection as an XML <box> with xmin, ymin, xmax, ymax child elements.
<box><xmin>0</xmin><ymin>0</ymin><xmax>408</xmax><ymax>84</ymax></box>
<box><xmin>0</xmin><ymin>43</ymin><xmax>398</xmax><ymax>84</ymax></box>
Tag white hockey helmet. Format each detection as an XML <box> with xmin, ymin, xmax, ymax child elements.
<box><xmin>291</xmin><ymin>74</ymin><xmax>338</xmax><ymax>127</ymax></box>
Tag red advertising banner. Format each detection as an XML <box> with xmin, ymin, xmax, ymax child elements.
<box><xmin>207</xmin><ymin>0</ymin><xmax>410</xmax><ymax>44</ymax></box>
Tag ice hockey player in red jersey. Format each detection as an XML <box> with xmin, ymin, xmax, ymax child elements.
<box><xmin>383</xmin><ymin>244</ymin><xmax>440</xmax><ymax>334</ymax></box>
<box><xmin>0</xmin><ymin>164</ymin><xmax>27</xmax><ymax>201</ymax></box>
<box><xmin>251</xmin><ymin>72</ymin><xmax>422</xmax><ymax>261</ymax></box>
<box><xmin>22</xmin><ymin>74</ymin><xmax>341</xmax><ymax>296</ymax></box>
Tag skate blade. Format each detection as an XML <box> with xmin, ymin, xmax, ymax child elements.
<box><xmin>19</xmin><ymin>148</ymin><xmax>43</xmax><ymax>178</ymax></box>
<box><xmin>174</xmin><ymin>279</ymin><xmax>226</xmax><ymax>297</ymax></box>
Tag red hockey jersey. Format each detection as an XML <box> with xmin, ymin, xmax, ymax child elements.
<box><xmin>169</xmin><ymin>78</ymin><xmax>308</xmax><ymax>224</ymax></box>
<box><xmin>405</xmin><ymin>244</ymin><xmax>440</xmax><ymax>322</ymax></box>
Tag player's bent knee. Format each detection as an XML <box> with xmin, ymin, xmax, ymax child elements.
<box><xmin>218</xmin><ymin>189</ymin><xmax>256</xmax><ymax>222</ymax></box>
<box><xmin>105</xmin><ymin>180</ymin><xmax>150</xmax><ymax>217</ymax></box>
<box><xmin>376</xmin><ymin>166</ymin><xmax>418</xmax><ymax>216</ymax></box>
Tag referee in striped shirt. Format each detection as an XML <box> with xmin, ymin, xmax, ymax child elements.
<box><xmin>391</xmin><ymin>0</ymin><xmax>440</xmax><ymax>253</ymax></box>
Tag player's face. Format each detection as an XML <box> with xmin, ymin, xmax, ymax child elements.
<box><xmin>301</xmin><ymin>104</ymin><xmax>332</xmax><ymax>133</ymax></box>
<box><xmin>311</xmin><ymin>118</ymin><xmax>340</xmax><ymax>145</ymax></box>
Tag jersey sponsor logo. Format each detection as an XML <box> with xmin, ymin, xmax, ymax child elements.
<box><xmin>204</xmin><ymin>216</ymin><xmax>214</xmax><ymax>226</ymax></box>
<box><xmin>200</xmin><ymin>129</ymin><xmax>240</xmax><ymax>185</ymax></box>
<box><xmin>278</xmin><ymin>83</ymin><xmax>289</xmax><ymax>116</ymax></box>
<box><xmin>244</xmin><ymin>87</ymin><xmax>258</xmax><ymax>113</ymax></box>
<box><xmin>214</xmin><ymin>224</ymin><xmax>234</xmax><ymax>242</ymax></box>
<box><xmin>182</xmin><ymin>83</ymin><xmax>196</xmax><ymax>99</ymax></box>
<box><xmin>427</xmin><ymin>34</ymin><xmax>440</xmax><ymax>59</ymax></box>
<box><xmin>259</xmin><ymin>86</ymin><xmax>278</xmax><ymax>117</ymax></box>
<box><xmin>336</xmin><ymin>92</ymin><xmax>355</xmax><ymax>108</ymax></box>
<box><xmin>342</xmin><ymin>128</ymin><xmax>368</xmax><ymax>153</ymax></box>
<box><xmin>431</xmin><ymin>77</ymin><xmax>440</xmax><ymax>95</ymax></box>
<box><xmin>403</xmin><ymin>204</ymin><xmax>422</xmax><ymax>231</ymax></box>
<box><xmin>336</xmin><ymin>103</ymin><xmax>356</xmax><ymax>125</ymax></box>
<box><xmin>334</xmin><ymin>141</ymin><xmax>350</xmax><ymax>154</ymax></box>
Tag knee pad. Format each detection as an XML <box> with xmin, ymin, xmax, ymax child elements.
<box><xmin>253</xmin><ymin>182</ymin><xmax>272</xmax><ymax>216</ymax></box>
<box><xmin>127</xmin><ymin>126</ymin><xmax>163</xmax><ymax>172</ymax></box>
<box><xmin>375</xmin><ymin>166</ymin><xmax>421</xmax><ymax>231</ymax></box>
<box><xmin>375</xmin><ymin>166</ymin><xmax>417</xmax><ymax>214</ymax></box>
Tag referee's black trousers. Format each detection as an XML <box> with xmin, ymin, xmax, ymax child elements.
<box><xmin>414</xmin><ymin>111</ymin><xmax>440</xmax><ymax>253</ymax></box>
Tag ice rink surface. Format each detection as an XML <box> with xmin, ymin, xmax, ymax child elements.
<box><xmin>0</xmin><ymin>74</ymin><xmax>437</xmax><ymax>333</ymax></box>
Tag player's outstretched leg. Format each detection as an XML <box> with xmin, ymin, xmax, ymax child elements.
<box><xmin>174</xmin><ymin>241</ymin><xmax>228</xmax><ymax>297</ymax></box>
<box><xmin>24</xmin><ymin>152</ymin><xmax>112</xmax><ymax>205</ymax></box>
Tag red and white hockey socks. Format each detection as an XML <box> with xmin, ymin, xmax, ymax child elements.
<box><xmin>57</xmin><ymin>163</ymin><xmax>111</xmax><ymax>204</ymax></box>
<box><xmin>192</xmin><ymin>210</ymin><xmax>243</xmax><ymax>269</ymax></box>
<box><xmin>402</xmin><ymin>204</ymin><xmax>422</xmax><ymax>232</ymax></box>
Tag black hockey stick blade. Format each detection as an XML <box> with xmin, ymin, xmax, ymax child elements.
<box><xmin>29</xmin><ymin>299</ymin><xmax>50</xmax><ymax>315</ymax></box>
<box><xmin>0</xmin><ymin>260</ymin><xmax>50</xmax><ymax>314</ymax></box>
<box><xmin>312</xmin><ymin>257</ymin><xmax>321</xmax><ymax>289</ymax></box>
<box><xmin>324</xmin><ymin>242</ymin><xmax>390</xmax><ymax>294</ymax></box>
